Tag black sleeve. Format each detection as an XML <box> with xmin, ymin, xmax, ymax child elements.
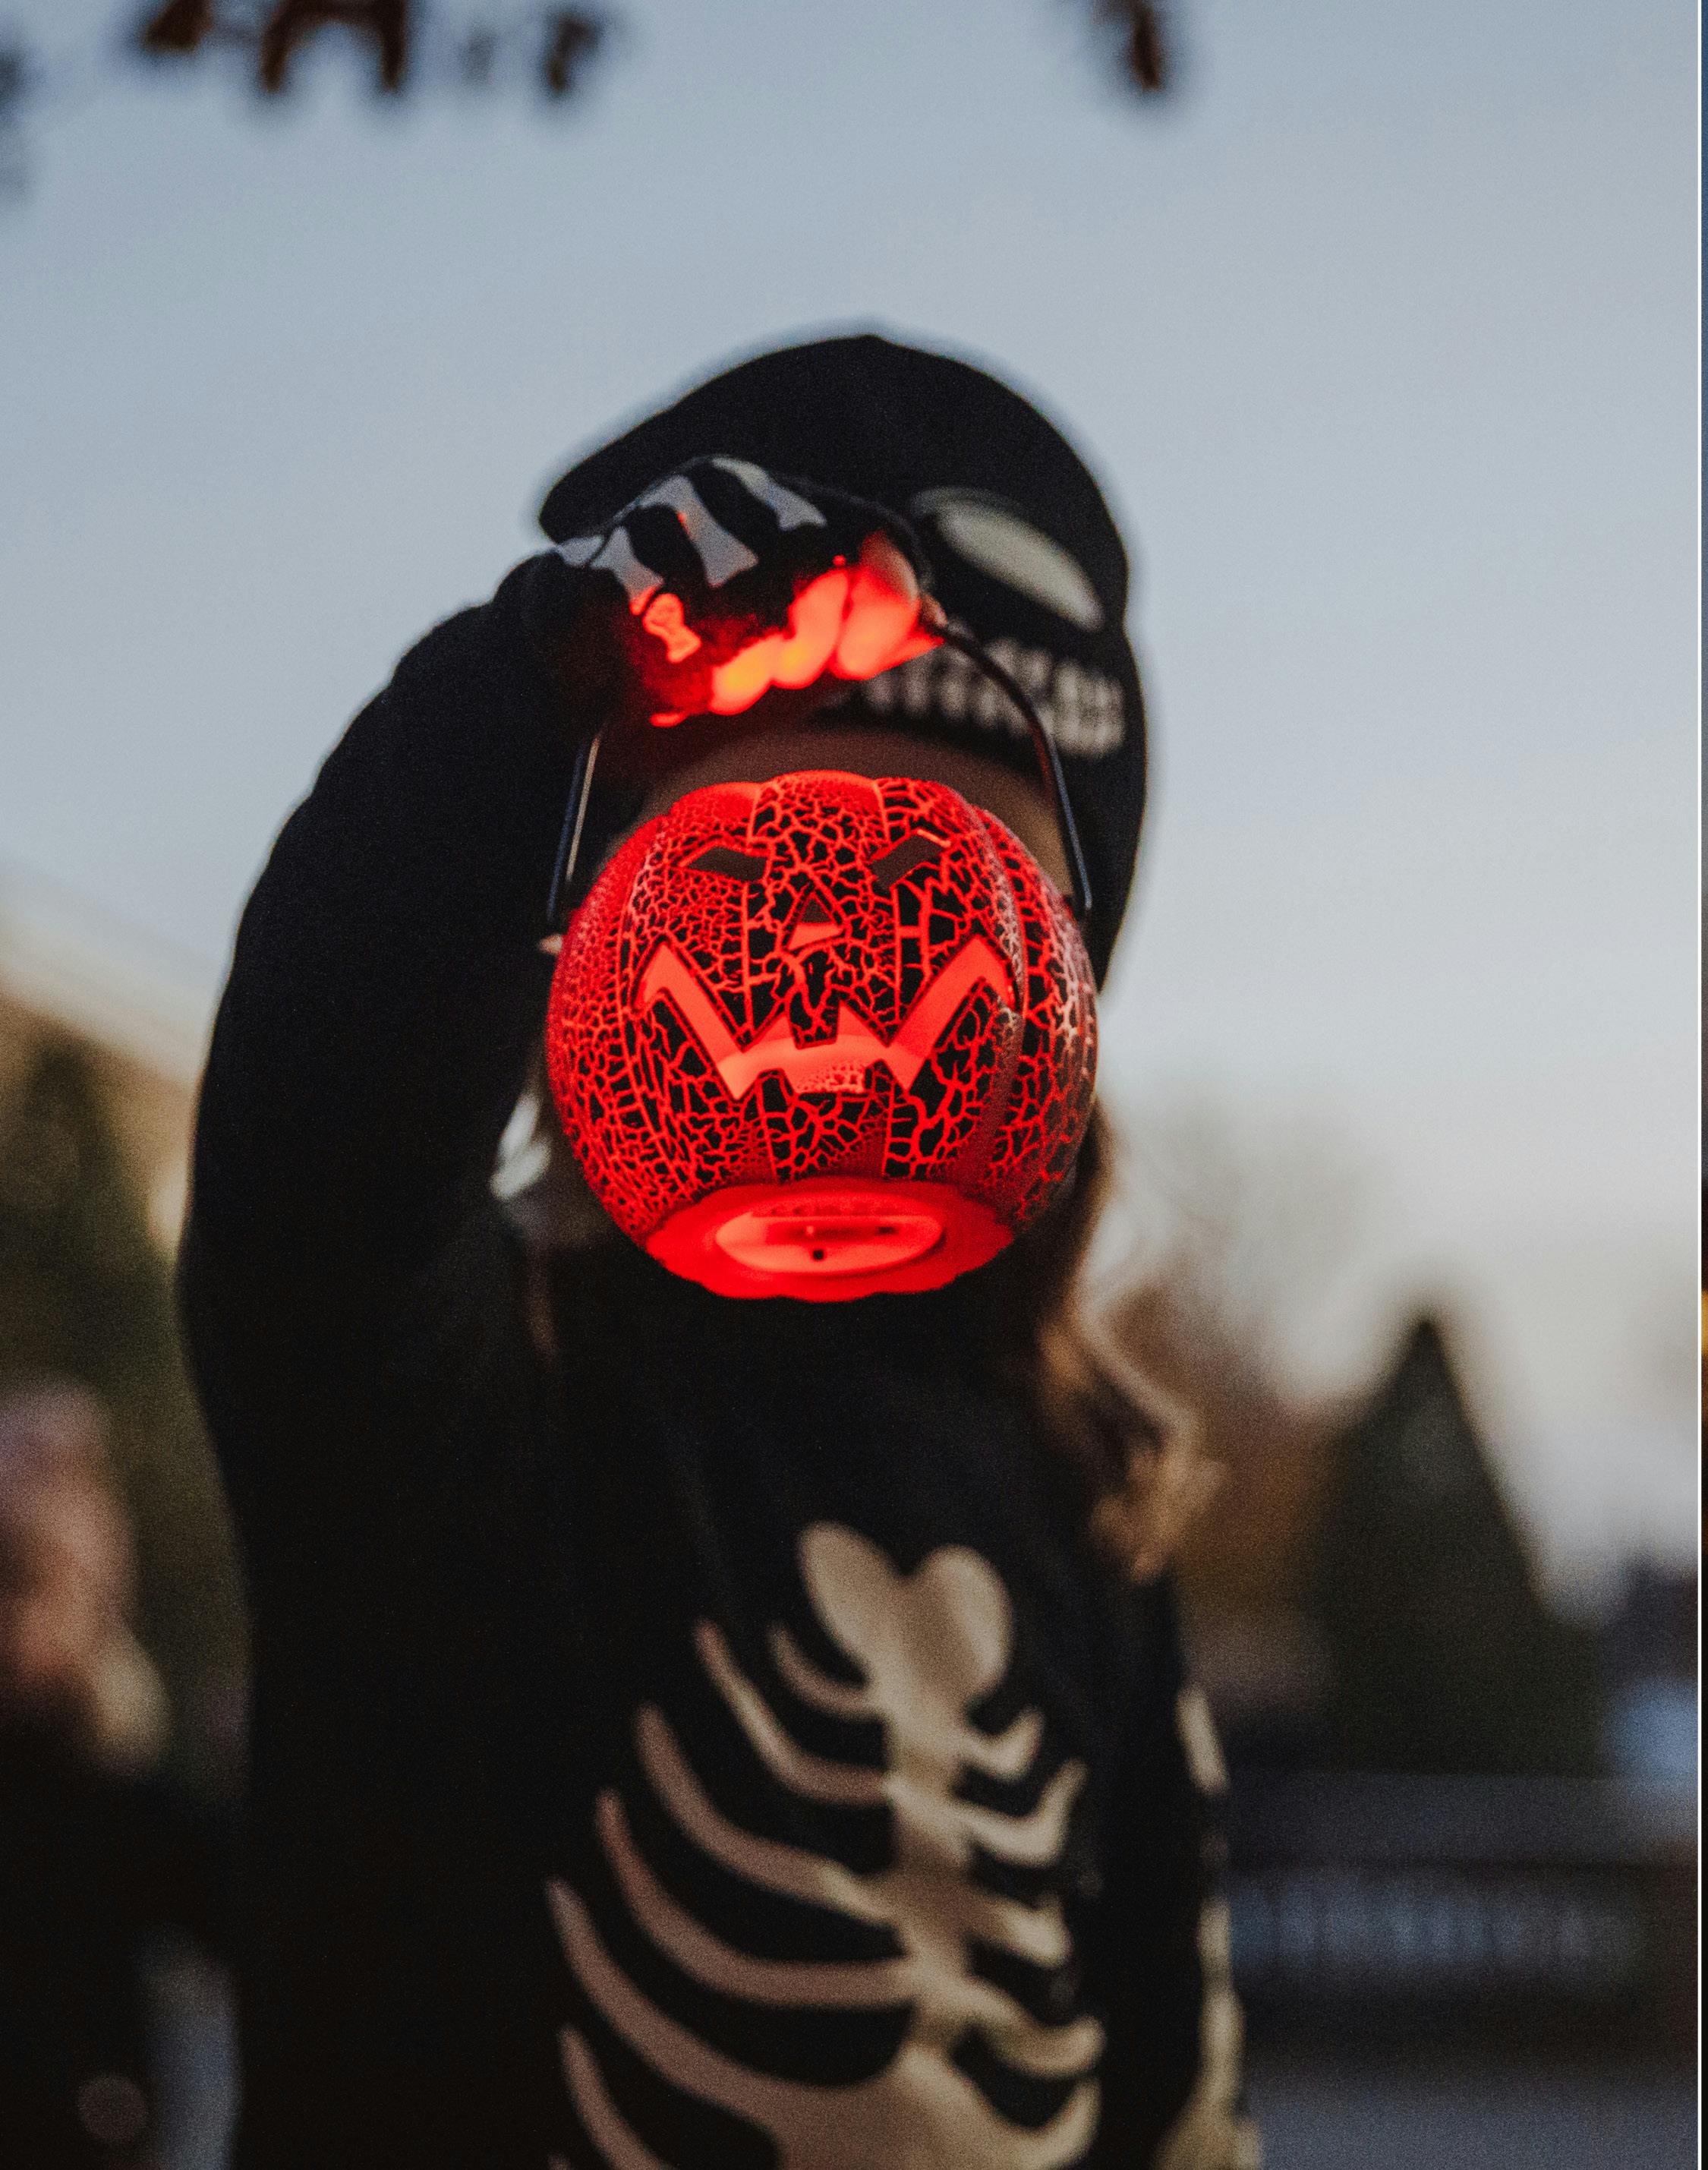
<box><xmin>1083</xmin><ymin>1576</ymin><xmax>1259</xmax><ymax>2170</ymax></box>
<box><xmin>178</xmin><ymin>552</ymin><xmax>588</xmax><ymax>1534</ymax></box>
<box><xmin>112</xmin><ymin>1771</ymin><xmax>237</xmax><ymax>1959</ymax></box>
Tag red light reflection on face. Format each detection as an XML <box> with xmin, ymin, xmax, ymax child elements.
<box><xmin>545</xmin><ymin>771</ymin><xmax>1097</xmax><ymax>1301</ymax></box>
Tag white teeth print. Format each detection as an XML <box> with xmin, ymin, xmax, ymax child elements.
<box><xmin>711</xmin><ymin>456</ymin><xmax>830</xmax><ymax>533</ymax></box>
<box><xmin>633</xmin><ymin>475</ymin><xmax>760</xmax><ymax>588</ymax></box>
<box><xmin>548</xmin><ymin>1524</ymin><xmax>1101</xmax><ymax>2170</ymax></box>
<box><xmin>861</xmin><ymin>638</ymin><xmax>1126</xmax><ymax>757</ymax></box>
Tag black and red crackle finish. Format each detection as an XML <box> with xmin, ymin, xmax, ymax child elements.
<box><xmin>544</xmin><ymin>771</ymin><xmax>1097</xmax><ymax>1298</ymax></box>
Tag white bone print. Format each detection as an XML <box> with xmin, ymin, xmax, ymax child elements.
<box><xmin>632</xmin><ymin>475</ymin><xmax>759</xmax><ymax>587</ymax></box>
<box><xmin>551</xmin><ymin>456</ymin><xmax>842</xmax><ymax>626</ymax></box>
<box><xmin>548</xmin><ymin>1524</ymin><xmax>1102</xmax><ymax>2168</ymax></box>
<box><xmin>710</xmin><ymin>456</ymin><xmax>829</xmax><ymax>532</ymax></box>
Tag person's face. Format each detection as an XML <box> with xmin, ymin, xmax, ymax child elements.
<box><xmin>632</xmin><ymin>721</ymin><xmax>1071</xmax><ymax>897</ymax></box>
<box><xmin>0</xmin><ymin>1471</ymin><xmax>128</xmax><ymax>1720</ymax></box>
<box><xmin>0</xmin><ymin>1394</ymin><xmax>131</xmax><ymax>1726</ymax></box>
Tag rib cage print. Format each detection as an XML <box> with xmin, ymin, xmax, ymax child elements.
<box><xmin>547</xmin><ymin>1525</ymin><xmax>1103</xmax><ymax>2169</ymax></box>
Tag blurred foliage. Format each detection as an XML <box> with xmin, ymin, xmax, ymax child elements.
<box><xmin>2</xmin><ymin>2</ymin><xmax>1175</xmax><ymax>197</ymax></box>
<box><xmin>1095</xmin><ymin>0</ymin><xmax>1171</xmax><ymax>95</ymax></box>
<box><xmin>0</xmin><ymin>1040</ymin><xmax>245</xmax><ymax>1791</ymax></box>
<box><xmin>1111</xmin><ymin>1099</ymin><xmax>1603</xmax><ymax>1777</ymax></box>
<box><xmin>1111</xmin><ymin>1094</ymin><xmax>1368</xmax><ymax>1618</ymax></box>
<box><xmin>131</xmin><ymin>1</ymin><xmax>609</xmax><ymax>101</ymax></box>
<box><xmin>1114</xmin><ymin>1273</ymin><xmax>1340</xmax><ymax>1618</ymax></box>
<box><xmin>0</xmin><ymin>33</ymin><xmax>31</xmax><ymax>194</ymax></box>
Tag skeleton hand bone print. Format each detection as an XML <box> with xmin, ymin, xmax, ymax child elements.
<box><xmin>553</xmin><ymin>456</ymin><xmax>938</xmax><ymax>727</ymax></box>
<box><xmin>547</xmin><ymin>1525</ymin><xmax>1102</xmax><ymax>2169</ymax></box>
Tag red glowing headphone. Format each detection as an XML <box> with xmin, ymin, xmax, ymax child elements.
<box><xmin>541</xmin><ymin>532</ymin><xmax>1098</xmax><ymax>1301</ymax></box>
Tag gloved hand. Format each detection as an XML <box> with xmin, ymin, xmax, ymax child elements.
<box><xmin>539</xmin><ymin>456</ymin><xmax>940</xmax><ymax>729</ymax></box>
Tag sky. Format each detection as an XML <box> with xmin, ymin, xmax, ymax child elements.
<box><xmin>1</xmin><ymin>0</ymin><xmax>1697</xmax><ymax>1585</ymax></box>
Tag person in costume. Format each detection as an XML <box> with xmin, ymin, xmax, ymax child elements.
<box><xmin>180</xmin><ymin>333</ymin><xmax>1256</xmax><ymax>2169</ymax></box>
<box><xmin>0</xmin><ymin>1383</ymin><xmax>230</xmax><ymax>2165</ymax></box>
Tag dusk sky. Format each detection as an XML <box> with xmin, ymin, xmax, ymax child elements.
<box><xmin>2</xmin><ymin>0</ymin><xmax>1695</xmax><ymax>1583</ymax></box>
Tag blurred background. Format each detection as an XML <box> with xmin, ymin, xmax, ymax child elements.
<box><xmin>0</xmin><ymin>2</ymin><xmax>1696</xmax><ymax>2164</ymax></box>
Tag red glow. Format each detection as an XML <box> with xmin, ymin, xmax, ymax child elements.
<box><xmin>638</xmin><ymin>937</ymin><xmax>1013</xmax><ymax>1098</ymax></box>
<box><xmin>648</xmin><ymin>1180</ymin><xmax>1011</xmax><ymax>1301</ymax></box>
<box><xmin>703</xmin><ymin>536</ymin><xmax>938</xmax><ymax>718</ymax></box>
<box><xmin>546</xmin><ymin>771</ymin><xmax>1097</xmax><ymax>1301</ymax></box>
<box><xmin>640</xmin><ymin>591</ymin><xmax>701</xmax><ymax>663</ymax></box>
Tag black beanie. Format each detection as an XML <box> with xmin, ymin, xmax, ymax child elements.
<box><xmin>538</xmin><ymin>333</ymin><xmax>1147</xmax><ymax>985</ymax></box>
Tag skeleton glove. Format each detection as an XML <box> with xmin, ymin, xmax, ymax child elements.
<box><xmin>537</xmin><ymin>457</ymin><xmax>939</xmax><ymax>729</ymax></box>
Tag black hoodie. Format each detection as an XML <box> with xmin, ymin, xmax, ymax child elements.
<box><xmin>180</xmin><ymin>356</ymin><xmax>1240</xmax><ymax>2170</ymax></box>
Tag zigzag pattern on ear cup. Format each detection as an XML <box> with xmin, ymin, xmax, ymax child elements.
<box><xmin>545</xmin><ymin>773</ymin><xmax>1097</xmax><ymax>1300</ymax></box>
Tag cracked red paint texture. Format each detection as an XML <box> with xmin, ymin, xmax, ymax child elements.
<box><xmin>545</xmin><ymin>772</ymin><xmax>1098</xmax><ymax>1292</ymax></box>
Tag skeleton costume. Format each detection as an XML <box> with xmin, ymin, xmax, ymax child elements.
<box><xmin>180</xmin><ymin>336</ymin><xmax>1254</xmax><ymax>2169</ymax></box>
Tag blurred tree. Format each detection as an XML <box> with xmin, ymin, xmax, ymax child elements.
<box><xmin>1110</xmin><ymin>1098</ymin><xmax>1364</xmax><ymax>1617</ymax></box>
<box><xmin>1113</xmin><ymin>1275</ymin><xmax>1338</xmax><ymax>1619</ymax></box>
<box><xmin>0</xmin><ymin>33</ymin><xmax>30</xmax><ymax>194</ymax></box>
<box><xmin>539</xmin><ymin>6</ymin><xmax>600</xmax><ymax>99</ymax></box>
<box><xmin>1095</xmin><ymin>0</ymin><xmax>1171</xmax><ymax>95</ymax></box>
<box><xmin>131</xmin><ymin>0</ymin><xmax>608</xmax><ymax>98</ymax></box>
<box><xmin>0</xmin><ymin>1040</ymin><xmax>245</xmax><ymax>1790</ymax></box>
<box><xmin>1309</xmin><ymin>1317</ymin><xmax>1604</xmax><ymax>1775</ymax></box>
<box><xmin>1108</xmin><ymin>1099</ymin><xmax>1602</xmax><ymax>1775</ymax></box>
<box><xmin>255</xmin><ymin>2</ymin><xmax>412</xmax><ymax>96</ymax></box>
<box><xmin>5</xmin><ymin>2</ymin><xmax>1175</xmax><ymax>195</ymax></box>
<box><xmin>1106</xmin><ymin>1100</ymin><xmax>1360</xmax><ymax>1755</ymax></box>
<box><xmin>132</xmin><ymin>0</ymin><xmax>216</xmax><ymax>53</ymax></box>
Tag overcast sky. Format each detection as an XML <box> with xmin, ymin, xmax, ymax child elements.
<box><xmin>2</xmin><ymin>0</ymin><xmax>1696</xmax><ymax>1583</ymax></box>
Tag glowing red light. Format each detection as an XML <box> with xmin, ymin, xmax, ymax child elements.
<box><xmin>650</xmin><ymin>1180</ymin><xmax>1012</xmax><ymax>1302</ymax></box>
<box><xmin>545</xmin><ymin>771</ymin><xmax>1097</xmax><ymax>1301</ymax></box>
<box><xmin>696</xmin><ymin>535</ymin><xmax>940</xmax><ymax>721</ymax></box>
<box><xmin>640</xmin><ymin>590</ymin><xmax>701</xmax><ymax>663</ymax></box>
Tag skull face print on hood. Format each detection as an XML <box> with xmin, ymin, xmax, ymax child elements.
<box><xmin>539</xmin><ymin>332</ymin><xmax>1149</xmax><ymax>988</ymax></box>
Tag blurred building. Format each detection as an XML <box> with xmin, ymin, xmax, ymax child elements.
<box><xmin>0</xmin><ymin>881</ymin><xmax>206</xmax><ymax>1253</ymax></box>
<box><xmin>1597</xmin><ymin>1561</ymin><xmax>1698</xmax><ymax>1785</ymax></box>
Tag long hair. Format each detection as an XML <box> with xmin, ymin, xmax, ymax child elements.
<box><xmin>507</xmin><ymin>1077</ymin><xmax>1202</xmax><ymax>1582</ymax></box>
<box><xmin>968</xmin><ymin>1102</ymin><xmax>1210</xmax><ymax>1582</ymax></box>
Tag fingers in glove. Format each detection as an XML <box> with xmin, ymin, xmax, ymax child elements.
<box><xmin>552</xmin><ymin>456</ymin><xmax>938</xmax><ymax>724</ymax></box>
<box><xmin>769</xmin><ymin>566</ymin><xmax>848</xmax><ymax>687</ymax></box>
<box><xmin>706</xmin><ymin>569</ymin><xmax>848</xmax><ymax>714</ymax></box>
<box><xmin>832</xmin><ymin>533</ymin><xmax>938</xmax><ymax>680</ymax></box>
<box><xmin>707</xmin><ymin>540</ymin><xmax>941</xmax><ymax>714</ymax></box>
